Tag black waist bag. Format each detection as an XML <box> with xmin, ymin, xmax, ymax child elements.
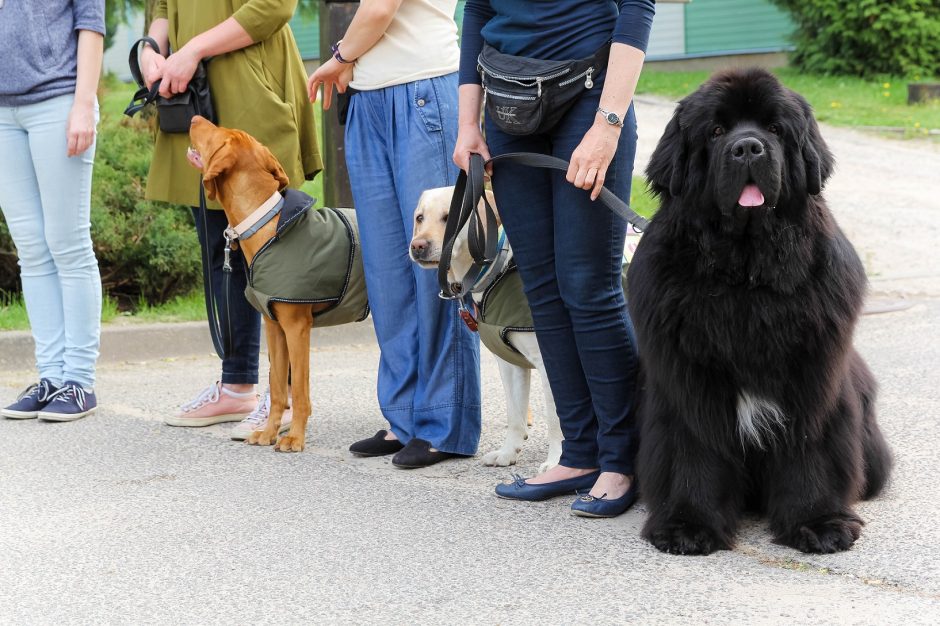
<box><xmin>478</xmin><ymin>43</ymin><xmax>609</xmax><ymax>136</ymax></box>
<box><xmin>124</xmin><ymin>37</ymin><xmax>215</xmax><ymax>133</ymax></box>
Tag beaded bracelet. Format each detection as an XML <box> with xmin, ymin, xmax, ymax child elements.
<box><xmin>331</xmin><ymin>41</ymin><xmax>353</xmax><ymax>64</ymax></box>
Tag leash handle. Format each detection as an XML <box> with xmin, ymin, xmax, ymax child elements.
<box><xmin>437</xmin><ymin>152</ymin><xmax>650</xmax><ymax>298</ymax></box>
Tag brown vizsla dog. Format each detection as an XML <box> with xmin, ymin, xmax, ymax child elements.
<box><xmin>187</xmin><ymin>116</ymin><xmax>326</xmax><ymax>452</ymax></box>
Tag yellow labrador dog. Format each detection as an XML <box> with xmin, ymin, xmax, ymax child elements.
<box><xmin>409</xmin><ymin>188</ymin><xmax>562</xmax><ymax>473</ymax></box>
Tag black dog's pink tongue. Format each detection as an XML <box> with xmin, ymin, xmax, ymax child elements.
<box><xmin>738</xmin><ymin>184</ymin><xmax>765</xmax><ymax>207</ymax></box>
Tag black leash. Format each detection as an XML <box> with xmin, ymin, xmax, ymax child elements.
<box><xmin>198</xmin><ymin>182</ymin><xmax>234</xmax><ymax>360</ymax></box>
<box><xmin>438</xmin><ymin>152</ymin><xmax>650</xmax><ymax>299</ymax></box>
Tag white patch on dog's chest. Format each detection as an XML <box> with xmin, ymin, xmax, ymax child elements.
<box><xmin>736</xmin><ymin>392</ymin><xmax>786</xmax><ymax>449</ymax></box>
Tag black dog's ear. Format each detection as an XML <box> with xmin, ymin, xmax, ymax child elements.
<box><xmin>646</xmin><ymin>106</ymin><xmax>688</xmax><ymax>198</ymax></box>
<box><xmin>798</xmin><ymin>97</ymin><xmax>834</xmax><ymax>196</ymax></box>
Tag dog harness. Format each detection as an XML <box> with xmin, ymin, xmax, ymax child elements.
<box><xmin>244</xmin><ymin>189</ymin><xmax>370</xmax><ymax>325</ymax></box>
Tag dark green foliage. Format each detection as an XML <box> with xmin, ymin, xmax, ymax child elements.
<box><xmin>0</xmin><ymin>113</ymin><xmax>201</xmax><ymax>304</ymax></box>
<box><xmin>771</xmin><ymin>0</ymin><xmax>940</xmax><ymax>78</ymax></box>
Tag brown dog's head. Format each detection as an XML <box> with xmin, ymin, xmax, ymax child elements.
<box><xmin>187</xmin><ymin>116</ymin><xmax>290</xmax><ymax>202</ymax></box>
<box><xmin>409</xmin><ymin>187</ymin><xmax>498</xmax><ymax>268</ymax></box>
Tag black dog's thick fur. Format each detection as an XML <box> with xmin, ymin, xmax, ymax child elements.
<box><xmin>629</xmin><ymin>68</ymin><xmax>893</xmax><ymax>555</ymax></box>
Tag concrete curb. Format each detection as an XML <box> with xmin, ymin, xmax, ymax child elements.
<box><xmin>0</xmin><ymin>320</ymin><xmax>378</xmax><ymax>372</ymax></box>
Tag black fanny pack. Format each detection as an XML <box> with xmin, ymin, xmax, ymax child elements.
<box><xmin>478</xmin><ymin>43</ymin><xmax>609</xmax><ymax>136</ymax></box>
<box><xmin>124</xmin><ymin>37</ymin><xmax>215</xmax><ymax>133</ymax></box>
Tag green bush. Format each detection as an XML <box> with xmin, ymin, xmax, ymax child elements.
<box><xmin>0</xmin><ymin>112</ymin><xmax>201</xmax><ymax>304</ymax></box>
<box><xmin>771</xmin><ymin>0</ymin><xmax>940</xmax><ymax>78</ymax></box>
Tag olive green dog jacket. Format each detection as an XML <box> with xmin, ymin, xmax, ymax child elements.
<box><xmin>244</xmin><ymin>189</ymin><xmax>369</xmax><ymax>326</ymax></box>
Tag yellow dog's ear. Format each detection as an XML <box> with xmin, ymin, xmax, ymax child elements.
<box><xmin>202</xmin><ymin>138</ymin><xmax>237</xmax><ymax>201</ymax></box>
<box><xmin>260</xmin><ymin>145</ymin><xmax>290</xmax><ymax>190</ymax></box>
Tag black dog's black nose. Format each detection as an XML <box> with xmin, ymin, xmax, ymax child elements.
<box><xmin>731</xmin><ymin>137</ymin><xmax>765</xmax><ymax>162</ymax></box>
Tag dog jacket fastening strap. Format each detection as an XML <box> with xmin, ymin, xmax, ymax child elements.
<box><xmin>232</xmin><ymin>191</ymin><xmax>285</xmax><ymax>240</ymax></box>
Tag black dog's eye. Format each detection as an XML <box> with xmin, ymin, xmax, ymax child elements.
<box><xmin>416</xmin><ymin>214</ymin><xmax>424</xmax><ymax>223</ymax></box>
<box><xmin>712</xmin><ymin>126</ymin><xmax>724</xmax><ymax>138</ymax></box>
<box><xmin>768</xmin><ymin>123</ymin><xmax>780</xmax><ymax>135</ymax></box>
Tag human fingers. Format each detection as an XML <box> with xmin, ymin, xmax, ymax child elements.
<box><xmin>321</xmin><ymin>81</ymin><xmax>334</xmax><ymax>110</ymax></box>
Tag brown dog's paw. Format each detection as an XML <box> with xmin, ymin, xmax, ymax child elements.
<box><xmin>247</xmin><ymin>430</ymin><xmax>276</xmax><ymax>446</ymax></box>
<box><xmin>275</xmin><ymin>434</ymin><xmax>305</xmax><ymax>453</ymax></box>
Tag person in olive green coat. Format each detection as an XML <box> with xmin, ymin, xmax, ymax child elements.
<box><xmin>139</xmin><ymin>0</ymin><xmax>322</xmax><ymax>428</ymax></box>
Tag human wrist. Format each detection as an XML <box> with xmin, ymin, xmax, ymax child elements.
<box><xmin>331</xmin><ymin>41</ymin><xmax>355</xmax><ymax>64</ymax></box>
<box><xmin>72</xmin><ymin>92</ymin><xmax>96</xmax><ymax>108</ymax></box>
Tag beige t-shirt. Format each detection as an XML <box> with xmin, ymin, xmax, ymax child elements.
<box><xmin>349</xmin><ymin>0</ymin><xmax>459</xmax><ymax>91</ymax></box>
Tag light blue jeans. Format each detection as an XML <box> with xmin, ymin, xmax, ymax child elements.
<box><xmin>344</xmin><ymin>73</ymin><xmax>482</xmax><ymax>455</ymax></box>
<box><xmin>0</xmin><ymin>94</ymin><xmax>102</xmax><ymax>388</ymax></box>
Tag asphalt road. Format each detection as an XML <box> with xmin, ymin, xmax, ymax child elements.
<box><xmin>1</xmin><ymin>96</ymin><xmax>939</xmax><ymax>624</ymax></box>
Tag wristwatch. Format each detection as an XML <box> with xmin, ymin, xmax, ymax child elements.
<box><xmin>597</xmin><ymin>106</ymin><xmax>625</xmax><ymax>128</ymax></box>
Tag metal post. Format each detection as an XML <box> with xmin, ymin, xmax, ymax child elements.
<box><xmin>319</xmin><ymin>0</ymin><xmax>358</xmax><ymax>208</ymax></box>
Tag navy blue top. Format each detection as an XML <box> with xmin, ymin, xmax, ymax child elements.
<box><xmin>459</xmin><ymin>0</ymin><xmax>656</xmax><ymax>85</ymax></box>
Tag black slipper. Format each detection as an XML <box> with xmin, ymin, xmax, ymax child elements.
<box><xmin>391</xmin><ymin>438</ymin><xmax>459</xmax><ymax>469</ymax></box>
<box><xmin>349</xmin><ymin>429</ymin><xmax>405</xmax><ymax>457</ymax></box>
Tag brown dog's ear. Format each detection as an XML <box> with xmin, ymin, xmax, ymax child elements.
<box><xmin>261</xmin><ymin>145</ymin><xmax>290</xmax><ymax>190</ymax></box>
<box><xmin>202</xmin><ymin>138</ymin><xmax>236</xmax><ymax>201</ymax></box>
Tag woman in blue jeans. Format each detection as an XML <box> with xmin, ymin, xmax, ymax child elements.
<box><xmin>309</xmin><ymin>0</ymin><xmax>481</xmax><ymax>468</ymax></box>
<box><xmin>455</xmin><ymin>0</ymin><xmax>655</xmax><ymax>516</ymax></box>
<box><xmin>0</xmin><ymin>0</ymin><xmax>105</xmax><ymax>422</ymax></box>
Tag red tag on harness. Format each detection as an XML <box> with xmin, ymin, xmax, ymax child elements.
<box><xmin>459</xmin><ymin>308</ymin><xmax>479</xmax><ymax>332</ymax></box>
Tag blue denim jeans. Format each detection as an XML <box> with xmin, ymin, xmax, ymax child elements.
<box><xmin>485</xmin><ymin>89</ymin><xmax>640</xmax><ymax>475</ymax></box>
<box><xmin>0</xmin><ymin>94</ymin><xmax>102</xmax><ymax>388</ymax></box>
<box><xmin>190</xmin><ymin>205</ymin><xmax>261</xmax><ymax>385</ymax></box>
<box><xmin>344</xmin><ymin>73</ymin><xmax>482</xmax><ymax>455</ymax></box>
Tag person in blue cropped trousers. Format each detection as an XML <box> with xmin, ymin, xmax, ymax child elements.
<box><xmin>309</xmin><ymin>0</ymin><xmax>481</xmax><ymax>468</ymax></box>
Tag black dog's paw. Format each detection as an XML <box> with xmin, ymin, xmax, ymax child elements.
<box><xmin>646</xmin><ymin>519</ymin><xmax>730</xmax><ymax>556</ymax></box>
<box><xmin>776</xmin><ymin>513</ymin><xmax>863</xmax><ymax>554</ymax></box>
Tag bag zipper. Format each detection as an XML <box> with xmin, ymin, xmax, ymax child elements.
<box><xmin>558</xmin><ymin>67</ymin><xmax>595</xmax><ymax>90</ymax></box>
<box><xmin>483</xmin><ymin>87</ymin><xmax>538</xmax><ymax>101</ymax></box>
<box><xmin>478</xmin><ymin>62</ymin><xmax>572</xmax><ymax>88</ymax></box>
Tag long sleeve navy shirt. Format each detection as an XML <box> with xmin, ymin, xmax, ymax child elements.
<box><xmin>459</xmin><ymin>0</ymin><xmax>655</xmax><ymax>85</ymax></box>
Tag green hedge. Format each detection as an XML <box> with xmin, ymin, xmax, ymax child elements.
<box><xmin>771</xmin><ymin>0</ymin><xmax>940</xmax><ymax>78</ymax></box>
<box><xmin>0</xmin><ymin>112</ymin><xmax>201</xmax><ymax>304</ymax></box>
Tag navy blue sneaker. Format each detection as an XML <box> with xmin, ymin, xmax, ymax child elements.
<box><xmin>2</xmin><ymin>379</ymin><xmax>60</xmax><ymax>420</ymax></box>
<box><xmin>37</xmin><ymin>382</ymin><xmax>97</xmax><ymax>422</ymax></box>
<box><xmin>495</xmin><ymin>471</ymin><xmax>601</xmax><ymax>501</ymax></box>
<box><xmin>570</xmin><ymin>481</ymin><xmax>639</xmax><ymax>519</ymax></box>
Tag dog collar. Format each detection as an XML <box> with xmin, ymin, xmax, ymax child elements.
<box><xmin>231</xmin><ymin>191</ymin><xmax>284</xmax><ymax>240</ymax></box>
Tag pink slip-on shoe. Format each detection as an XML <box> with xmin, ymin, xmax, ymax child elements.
<box><xmin>165</xmin><ymin>381</ymin><xmax>256</xmax><ymax>427</ymax></box>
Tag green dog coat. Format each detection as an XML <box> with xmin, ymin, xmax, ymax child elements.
<box><xmin>475</xmin><ymin>262</ymin><xmax>630</xmax><ymax>370</ymax></box>
<box><xmin>244</xmin><ymin>189</ymin><xmax>369</xmax><ymax>326</ymax></box>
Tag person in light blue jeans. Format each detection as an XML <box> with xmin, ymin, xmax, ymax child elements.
<box><xmin>308</xmin><ymin>0</ymin><xmax>481</xmax><ymax>468</ymax></box>
<box><xmin>0</xmin><ymin>0</ymin><xmax>105</xmax><ymax>422</ymax></box>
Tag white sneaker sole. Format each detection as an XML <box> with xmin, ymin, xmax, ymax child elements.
<box><xmin>2</xmin><ymin>409</ymin><xmax>39</xmax><ymax>420</ymax></box>
<box><xmin>230</xmin><ymin>421</ymin><xmax>293</xmax><ymax>441</ymax></box>
<box><xmin>38</xmin><ymin>407</ymin><xmax>97</xmax><ymax>422</ymax></box>
<box><xmin>164</xmin><ymin>412</ymin><xmax>248</xmax><ymax>427</ymax></box>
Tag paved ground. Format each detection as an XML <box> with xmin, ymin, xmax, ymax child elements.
<box><xmin>1</xmin><ymin>97</ymin><xmax>939</xmax><ymax>624</ymax></box>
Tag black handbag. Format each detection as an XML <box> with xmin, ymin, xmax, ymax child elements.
<box><xmin>478</xmin><ymin>43</ymin><xmax>610</xmax><ymax>136</ymax></box>
<box><xmin>124</xmin><ymin>37</ymin><xmax>215</xmax><ymax>133</ymax></box>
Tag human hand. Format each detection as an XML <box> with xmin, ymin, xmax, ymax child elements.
<box><xmin>66</xmin><ymin>99</ymin><xmax>96</xmax><ymax>157</ymax></box>
<box><xmin>567</xmin><ymin>118</ymin><xmax>622</xmax><ymax>200</ymax></box>
<box><xmin>307</xmin><ymin>58</ymin><xmax>354</xmax><ymax>110</ymax></box>
<box><xmin>158</xmin><ymin>45</ymin><xmax>201</xmax><ymax>98</ymax></box>
<box><xmin>453</xmin><ymin>124</ymin><xmax>492</xmax><ymax>175</ymax></box>
<box><xmin>140</xmin><ymin>45</ymin><xmax>165</xmax><ymax>89</ymax></box>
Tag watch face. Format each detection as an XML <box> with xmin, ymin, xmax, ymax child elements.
<box><xmin>606</xmin><ymin>112</ymin><xmax>619</xmax><ymax>125</ymax></box>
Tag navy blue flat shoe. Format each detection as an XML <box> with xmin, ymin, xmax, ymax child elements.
<box><xmin>495</xmin><ymin>471</ymin><xmax>601</xmax><ymax>502</ymax></box>
<box><xmin>570</xmin><ymin>483</ymin><xmax>638</xmax><ymax>518</ymax></box>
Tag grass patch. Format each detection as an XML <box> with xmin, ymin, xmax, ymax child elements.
<box><xmin>0</xmin><ymin>292</ymin><xmax>121</xmax><ymax>332</ymax></box>
<box><xmin>637</xmin><ymin>67</ymin><xmax>940</xmax><ymax>135</ymax></box>
<box><xmin>631</xmin><ymin>175</ymin><xmax>657</xmax><ymax>219</ymax></box>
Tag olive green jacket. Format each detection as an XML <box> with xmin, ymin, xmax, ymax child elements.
<box><xmin>146</xmin><ymin>0</ymin><xmax>322</xmax><ymax>207</ymax></box>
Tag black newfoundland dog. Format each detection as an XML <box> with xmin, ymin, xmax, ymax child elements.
<box><xmin>628</xmin><ymin>68</ymin><xmax>893</xmax><ymax>555</ymax></box>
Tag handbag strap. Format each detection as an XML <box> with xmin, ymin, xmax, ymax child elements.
<box><xmin>124</xmin><ymin>37</ymin><xmax>163</xmax><ymax>118</ymax></box>
<box><xmin>438</xmin><ymin>152</ymin><xmax>650</xmax><ymax>299</ymax></box>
